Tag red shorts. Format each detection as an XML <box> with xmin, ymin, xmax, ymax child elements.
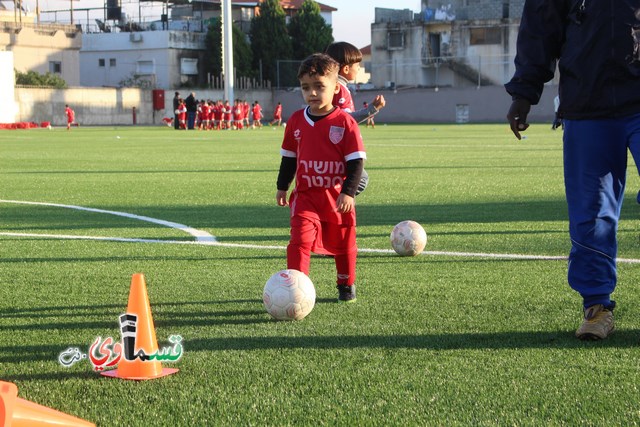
<box><xmin>290</xmin><ymin>215</ymin><xmax>356</xmax><ymax>256</ymax></box>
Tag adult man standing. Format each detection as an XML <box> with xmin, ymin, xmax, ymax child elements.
<box><xmin>172</xmin><ymin>91</ymin><xmax>180</xmax><ymax>130</ymax></box>
<box><xmin>185</xmin><ymin>92</ymin><xmax>197</xmax><ymax>130</ymax></box>
<box><xmin>505</xmin><ymin>0</ymin><xmax>640</xmax><ymax>340</ymax></box>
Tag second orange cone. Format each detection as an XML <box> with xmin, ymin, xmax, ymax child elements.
<box><xmin>101</xmin><ymin>273</ymin><xmax>179</xmax><ymax>380</ymax></box>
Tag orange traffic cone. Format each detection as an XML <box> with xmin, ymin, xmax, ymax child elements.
<box><xmin>0</xmin><ymin>380</ymin><xmax>95</xmax><ymax>426</ymax></box>
<box><xmin>101</xmin><ymin>273</ymin><xmax>179</xmax><ymax>381</ymax></box>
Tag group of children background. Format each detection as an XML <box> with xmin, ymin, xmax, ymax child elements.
<box><xmin>172</xmin><ymin>98</ymin><xmax>282</xmax><ymax>130</ymax></box>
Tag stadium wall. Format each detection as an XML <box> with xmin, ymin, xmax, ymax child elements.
<box><xmin>276</xmin><ymin>85</ymin><xmax>558</xmax><ymax>124</ymax></box>
<box><xmin>13</xmin><ymin>87</ymin><xmax>274</xmax><ymax>127</ymax></box>
<box><xmin>13</xmin><ymin>84</ymin><xmax>557</xmax><ymax>126</ymax></box>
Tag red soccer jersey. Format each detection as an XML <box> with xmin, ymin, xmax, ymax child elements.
<box><xmin>65</xmin><ymin>107</ymin><xmax>75</xmax><ymax>123</ymax></box>
<box><xmin>274</xmin><ymin>104</ymin><xmax>282</xmax><ymax>119</ymax></box>
<box><xmin>333</xmin><ymin>79</ymin><xmax>355</xmax><ymax>112</ymax></box>
<box><xmin>234</xmin><ymin>105</ymin><xmax>243</xmax><ymax>120</ymax></box>
<box><xmin>213</xmin><ymin>105</ymin><xmax>222</xmax><ymax>120</ymax></box>
<box><xmin>280</xmin><ymin>107</ymin><xmax>366</xmax><ymax>225</ymax></box>
<box><xmin>253</xmin><ymin>104</ymin><xmax>262</xmax><ymax>120</ymax></box>
<box><xmin>201</xmin><ymin>104</ymin><xmax>209</xmax><ymax>119</ymax></box>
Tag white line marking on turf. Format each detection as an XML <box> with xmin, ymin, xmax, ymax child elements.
<box><xmin>0</xmin><ymin>199</ymin><xmax>216</xmax><ymax>242</ymax></box>
<box><xmin>3</xmin><ymin>200</ymin><xmax>640</xmax><ymax>264</ymax></box>
<box><xmin>5</xmin><ymin>231</ymin><xmax>640</xmax><ymax>264</ymax></box>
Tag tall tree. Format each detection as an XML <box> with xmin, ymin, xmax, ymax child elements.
<box><xmin>250</xmin><ymin>0</ymin><xmax>293</xmax><ymax>86</ymax></box>
<box><xmin>205</xmin><ymin>18</ymin><xmax>254</xmax><ymax>81</ymax></box>
<box><xmin>288</xmin><ymin>0</ymin><xmax>333</xmax><ymax>60</ymax></box>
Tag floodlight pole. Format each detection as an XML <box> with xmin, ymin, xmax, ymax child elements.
<box><xmin>221</xmin><ymin>0</ymin><xmax>234</xmax><ymax>103</ymax></box>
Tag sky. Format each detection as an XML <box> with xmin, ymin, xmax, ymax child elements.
<box><xmin>320</xmin><ymin>0</ymin><xmax>421</xmax><ymax>49</ymax></box>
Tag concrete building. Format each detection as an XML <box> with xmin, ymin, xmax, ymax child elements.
<box><xmin>77</xmin><ymin>0</ymin><xmax>335</xmax><ymax>89</ymax></box>
<box><xmin>80</xmin><ymin>30</ymin><xmax>207</xmax><ymax>88</ymax></box>
<box><xmin>0</xmin><ymin>9</ymin><xmax>82</xmax><ymax>86</ymax></box>
<box><xmin>369</xmin><ymin>1</ymin><xmax>543</xmax><ymax>89</ymax></box>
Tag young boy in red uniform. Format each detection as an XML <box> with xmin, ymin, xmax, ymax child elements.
<box><xmin>252</xmin><ymin>101</ymin><xmax>263</xmax><ymax>128</ymax></box>
<box><xmin>276</xmin><ymin>53</ymin><xmax>366</xmax><ymax>303</ymax></box>
<box><xmin>65</xmin><ymin>104</ymin><xmax>77</xmax><ymax>130</ymax></box>
<box><xmin>270</xmin><ymin>102</ymin><xmax>283</xmax><ymax>126</ymax></box>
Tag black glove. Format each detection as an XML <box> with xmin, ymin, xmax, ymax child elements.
<box><xmin>507</xmin><ymin>98</ymin><xmax>531</xmax><ymax>140</ymax></box>
<box><xmin>551</xmin><ymin>114</ymin><xmax>563</xmax><ymax>130</ymax></box>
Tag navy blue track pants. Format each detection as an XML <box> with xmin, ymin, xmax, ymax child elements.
<box><xmin>563</xmin><ymin>113</ymin><xmax>640</xmax><ymax>308</ymax></box>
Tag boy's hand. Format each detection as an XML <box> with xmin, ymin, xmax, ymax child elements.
<box><xmin>276</xmin><ymin>190</ymin><xmax>288</xmax><ymax>206</ymax></box>
<box><xmin>372</xmin><ymin>95</ymin><xmax>386</xmax><ymax>110</ymax></box>
<box><xmin>336</xmin><ymin>194</ymin><xmax>354</xmax><ymax>213</ymax></box>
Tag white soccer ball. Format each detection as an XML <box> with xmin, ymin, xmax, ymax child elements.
<box><xmin>390</xmin><ymin>220</ymin><xmax>427</xmax><ymax>256</ymax></box>
<box><xmin>263</xmin><ymin>269</ymin><xmax>316</xmax><ymax>320</ymax></box>
<box><xmin>47</xmin><ymin>124</ymin><xmax>52</xmax><ymax>130</ymax></box>
<box><xmin>282</xmin><ymin>122</ymin><xmax>286</xmax><ymax>128</ymax></box>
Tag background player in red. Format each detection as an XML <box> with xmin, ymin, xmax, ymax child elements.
<box><xmin>233</xmin><ymin>99</ymin><xmax>244</xmax><ymax>130</ymax></box>
<box><xmin>325</xmin><ymin>41</ymin><xmax>385</xmax><ymax>195</ymax></box>
<box><xmin>276</xmin><ymin>53</ymin><xmax>366</xmax><ymax>303</ymax></box>
<box><xmin>177</xmin><ymin>99</ymin><xmax>187</xmax><ymax>130</ymax></box>
<box><xmin>243</xmin><ymin>100</ymin><xmax>251</xmax><ymax>129</ymax></box>
<box><xmin>270</xmin><ymin>102</ymin><xmax>283</xmax><ymax>126</ymax></box>
<box><xmin>223</xmin><ymin>100</ymin><xmax>232</xmax><ymax>130</ymax></box>
<box><xmin>64</xmin><ymin>104</ymin><xmax>77</xmax><ymax>130</ymax></box>
<box><xmin>252</xmin><ymin>101</ymin><xmax>263</xmax><ymax>129</ymax></box>
<box><xmin>325</xmin><ymin>41</ymin><xmax>385</xmax><ymax>123</ymax></box>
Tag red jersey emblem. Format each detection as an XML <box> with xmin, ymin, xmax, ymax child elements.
<box><xmin>329</xmin><ymin>126</ymin><xmax>345</xmax><ymax>144</ymax></box>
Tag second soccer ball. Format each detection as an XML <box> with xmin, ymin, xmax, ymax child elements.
<box><xmin>390</xmin><ymin>220</ymin><xmax>427</xmax><ymax>256</ymax></box>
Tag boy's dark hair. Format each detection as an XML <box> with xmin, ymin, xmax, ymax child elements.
<box><xmin>324</xmin><ymin>42</ymin><xmax>363</xmax><ymax>67</ymax></box>
<box><xmin>297</xmin><ymin>53</ymin><xmax>339</xmax><ymax>80</ymax></box>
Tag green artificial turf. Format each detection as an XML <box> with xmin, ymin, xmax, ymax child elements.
<box><xmin>1</xmin><ymin>124</ymin><xmax>640</xmax><ymax>426</ymax></box>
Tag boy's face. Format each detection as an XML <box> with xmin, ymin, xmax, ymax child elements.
<box><xmin>341</xmin><ymin>62</ymin><xmax>361</xmax><ymax>82</ymax></box>
<box><xmin>299</xmin><ymin>73</ymin><xmax>340</xmax><ymax>115</ymax></box>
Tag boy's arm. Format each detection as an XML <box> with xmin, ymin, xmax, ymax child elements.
<box><xmin>341</xmin><ymin>159</ymin><xmax>364</xmax><ymax>197</ymax></box>
<box><xmin>349</xmin><ymin>95</ymin><xmax>385</xmax><ymax>123</ymax></box>
<box><xmin>276</xmin><ymin>156</ymin><xmax>296</xmax><ymax>206</ymax></box>
<box><xmin>336</xmin><ymin>159</ymin><xmax>363</xmax><ymax>213</ymax></box>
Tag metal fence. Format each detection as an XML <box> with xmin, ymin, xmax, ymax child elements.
<box><xmin>277</xmin><ymin>54</ymin><xmax>559</xmax><ymax>90</ymax></box>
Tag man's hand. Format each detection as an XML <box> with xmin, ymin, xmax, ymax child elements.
<box><xmin>507</xmin><ymin>98</ymin><xmax>531</xmax><ymax>140</ymax></box>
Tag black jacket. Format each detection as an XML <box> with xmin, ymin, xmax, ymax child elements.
<box><xmin>505</xmin><ymin>0</ymin><xmax>640</xmax><ymax>120</ymax></box>
<box><xmin>185</xmin><ymin>94</ymin><xmax>198</xmax><ymax>113</ymax></box>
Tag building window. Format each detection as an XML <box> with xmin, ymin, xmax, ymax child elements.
<box><xmin>49</xmin><ymin>61</ymin><xmax>62</xmax><ymax>74</ymax></box>
<box><xmin>109</xmin><ymin>58</ymin><xmax>117</xmax><ymax>67</ymax></box>
<box><xmin>388</xmin><ymin>32</ymin><xmax>404</xmax><ymax>50</ymax></box>
<box><xmin>469</xmin><ymin>27</ymin><xmax>501</xmax><ymax>45</ymax></box>
<box><xmin>98</xmin><ymin>58</ymin><xmax>105</xmax><ymax>67</ymax></box>
<box><xmin>136</xmin><ymin>60</ymin><xmax>155</xmax><ymax>75</ymax></box>
<box><xmin>180</xmin><ymin>58</ymin><xmax>198</xmax><ymax>75</ymax></box>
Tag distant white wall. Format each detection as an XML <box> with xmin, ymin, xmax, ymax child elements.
<box><xmin>0</xmin><ymin>52</ymin><xmax>17</xmax><ymax>123</ymax></box>
<box><xmin>14</xmin><ymin>87</ymin><xmax>274</xmax><ymax>126</ymax></box>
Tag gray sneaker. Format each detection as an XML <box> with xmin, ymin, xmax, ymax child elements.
<box><xmin>575</xmin><ymin>304</ymin><xmax>615</xmax><ymax>340</ymax></box>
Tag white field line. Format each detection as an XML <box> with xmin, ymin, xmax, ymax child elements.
<box><xmin>0</xmin><ymin>199</ymin><xmax>216</xmax><ymax>242</ymax></box>
<box><xmin>3</xmin><ymin>199</ymin><xmax>640</xmax><ymax>264</ymax></box>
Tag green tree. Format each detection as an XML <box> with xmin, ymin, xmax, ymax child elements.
<box><xmin>205</xmin><ymin>18</ymin><xmax>254</xmax><ymax>81</ymax></box>
<box><xmin>250</xmin><ymin>0</ymin><xmax>293</xmax><ymax>86</ymax></box>
<box><xmin>288</xmin><ymin>0</ymin><xmax>333</xmax><ymax>60</ymax></box>
<box><xmin>15</xmin><ymin>70</ymin><xmax>67</xmax><ymax>88</ymax></box>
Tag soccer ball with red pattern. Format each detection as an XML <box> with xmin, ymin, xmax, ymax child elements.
<box><xmin>390</xmin><ymin>220</ymin><xmax>427</xmax><ymax>256</ymax></box>
<box><xmin>263</xmin><ymin>269</ymin><xmax>316</xmax><ymax>320</ymax></box>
